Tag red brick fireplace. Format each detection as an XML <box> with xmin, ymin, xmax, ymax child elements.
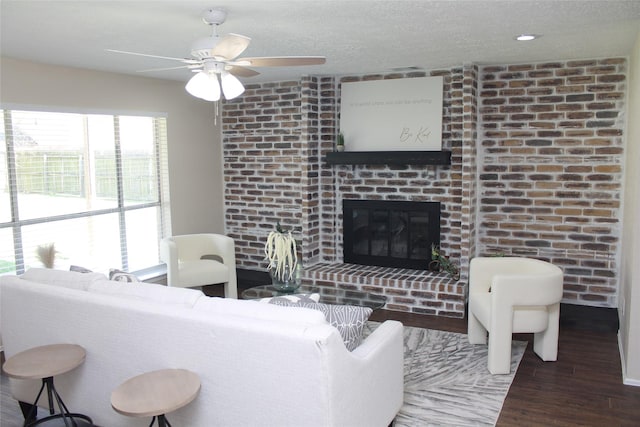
<box><xmin>221</xmin><ymin>58</ymin><xmax>626</xmax><ymax>318</ymax></box>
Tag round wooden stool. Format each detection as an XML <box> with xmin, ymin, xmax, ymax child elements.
<box><xmin>111</xmin><ymin>368</ymin><xmax>200</xmax><ymax>427</ymax></box>
<box><xmin>2</xmin><ymin>343</ymin><xmax>94</xmax><ymax>426</ymax></box>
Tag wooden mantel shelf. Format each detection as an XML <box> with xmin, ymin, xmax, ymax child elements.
<box><xmin>324</xmin><ymin>150</ymin><xmax>451</xmax><ymax>166</ymax></box>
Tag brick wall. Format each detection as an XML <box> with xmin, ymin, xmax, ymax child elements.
<box><xmin>222</xmin><ymin>80</ymin><xmax>310</xmax><ymax>269</ymax></box>
<box><xmin>222</xmin><ymin>56</ymin><xmax>627</xmax><ymax>316</ymax></box>
<box><xmin>461</xmin><ymin>64</ymin><xmax>479</xmax><ymax>300</ymax></box>
<box><xmin>478</xmin><ymin>58</ymin><xmax>626</xmax><ymax>306</ymax></box>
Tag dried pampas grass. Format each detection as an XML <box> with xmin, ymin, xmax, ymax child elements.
<box><xmin>36</xmin><ymin>243</ymin><xmax>57</xmax><ymax>268</ymax></box>
<box><xmin>265</xmin><ymin>224</ymin><xmax>297</xmax><ymax>281</ymax></box>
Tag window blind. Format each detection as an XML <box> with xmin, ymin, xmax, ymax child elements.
<box><xmin>0</xmin><ymin>109</ymin><xmax>171</xmax><ymax>275</ymax></box>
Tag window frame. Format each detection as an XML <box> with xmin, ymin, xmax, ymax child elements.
<box><xmin>1</xmin><ymin>106</ymin><xmax>171</xmax><ymax>275</ymax></box>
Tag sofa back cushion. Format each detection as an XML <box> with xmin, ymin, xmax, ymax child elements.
<box><xmin>87</xmin><ymin>280</ymin><xmax>204</xmax><ymax>308</ymax></box>
<box><xmin>21</xmin><ymin>268</ymin><xmax>108</xmax><ymax>291</ymax></box>
<box><xmin>193</xmin><ymin>297</ymin><xmax>327</xmax><ymax>325</ymax></box>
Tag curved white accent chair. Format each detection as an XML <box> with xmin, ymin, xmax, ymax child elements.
<box><xmin>467</xmin><ymin>256</ymin><xmax>564</xmax><ymax>374</ymax></box>
<box><xmin>160</xmin><ymin>233</ymin><xmax>238</xmax><ymax>299</ymax></box>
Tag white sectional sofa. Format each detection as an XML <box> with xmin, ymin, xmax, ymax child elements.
<box><xmin>0</xmin><ymin>268</ymin><xmax>404</xmax><ymax>427</ymax></box>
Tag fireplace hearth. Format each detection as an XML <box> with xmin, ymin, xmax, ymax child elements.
<box><xmin>343</xmin><ymin>200</ymin><xmax>441</xmax><ymax>270</ymax></box>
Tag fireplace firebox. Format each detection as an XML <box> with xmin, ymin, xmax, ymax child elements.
<box><xmin>343</xmin><ymin>200</ymin><xmax>441</xmax><ymax>270</ymax></box>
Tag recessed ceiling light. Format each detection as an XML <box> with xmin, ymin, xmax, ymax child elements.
<box><xmin>515</xmin><ymin>34</ymin><xmax>540</xmax><ymax>41</ymax></box>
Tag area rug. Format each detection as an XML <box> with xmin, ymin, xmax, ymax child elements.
<box><xmin>364</xmin><ymin>322</ymin><xmax>527</xmax><ymax>427</ymax></box>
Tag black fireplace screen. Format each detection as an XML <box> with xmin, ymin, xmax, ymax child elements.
<box><xmin>343</xmin><ymin>200</ymin><xmax>440</xmax><ymax>270</ymax></box>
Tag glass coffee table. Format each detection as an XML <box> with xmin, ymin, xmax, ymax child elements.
<box><xmin>242</xmin><ymin>284</ymin><xmax>387</xmax><ymax>310</ymax></box>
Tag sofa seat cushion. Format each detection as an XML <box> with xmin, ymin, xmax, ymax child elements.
<box><xmin>470</xmin><ymin>293</ymin><xmax>551</xmax><ymax>333</ymax></box>
<box><xmin>469</xmin><ymin>293</ymin><xmax>491</xmax><ymax>328</ymax></box>
<box><xmin>178</xmin><ymin>260</ymin><xmax>229</xmax><ymax>286</ymax></box>
<box><xmin>88</xmin><ymin>280</ymin><xmax>204</xmax><ymax>308</ymax></box>
<box><xmin>513</xmin><ymin>306</ymin><xmax>550</xmax><ymax>333</ymax></box>
<box><xmin>269</xmin><ymin>300</ymin><xmax>373</xmax><ymax>351</ymax></box>
<box><xmin>193</xmin><ymin>297</ymin><xmax>327</xmax><ymax>325</ymax></box>
<box><xmin>21</xmin><ymin>268</ymin><xmax>108</xmax><ymax>291</ymax></box>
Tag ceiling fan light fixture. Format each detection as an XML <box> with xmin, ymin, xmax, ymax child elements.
<box><xmin>186</xmin><ymin>71</ymin><xmax>221</xmax><ymax>101</ymax></box>
<box><xmin>220</xmin><ymin>71</ymin><xmax>245</xmax><ymax>100</ymax></box>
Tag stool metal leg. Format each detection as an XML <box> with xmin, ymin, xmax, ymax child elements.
<box><xmin>25</xmin><ymin>376</ymin><xmax>93</xmax><ymax>427</ymax></box>
<box><xmin>149</xmin><ymin>415</ymin><xmax>172</xmax><ymax>427</ymax></box>
<box><xmin>45</xmin><ymin>378</ymin><xmax>55</xmax><ymax>416</ymax></box>
<box><xmin>19</xmin><ymin>402</ymin><xmax>38</xmax><ymax>425</ymax></box>
<box><xmin>24</xmin><ymin>379</ymin><xmax>48</xmax><ymax>426</ymax></box>
<box><xmin>46</xmin><ymin>377</ymin><xmax>75</xmax><ymax>427</ymax></box>
<box><xmin>159</xmin><ymin>414</ymin><xmax>172</xmax><ymax>427</ymax></box>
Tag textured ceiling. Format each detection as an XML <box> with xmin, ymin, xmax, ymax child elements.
<box><xmin>1</xmin><ymin>0</ymin><xmax>639</xmax><ymax>85</ymax></box>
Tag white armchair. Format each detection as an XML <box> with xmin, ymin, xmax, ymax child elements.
<box><xmin>467</xmin><ymin>257</ymin><xmax>564</xmax><ymax>374</ymax></box>
<box><xmin>160</xmin><ymin>233</ymin><xmax>238</xmax><ymax>299</ymax></box>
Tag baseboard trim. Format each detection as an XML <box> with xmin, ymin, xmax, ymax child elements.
<box><xmin>618</xmin><ymin>332</ymin><xmax>640</xmax><ymax>387</ymax></box>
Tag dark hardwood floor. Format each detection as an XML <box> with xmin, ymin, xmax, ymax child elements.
<box><xmin>370</xmin><ymin>308</ymin><xmax>640</xmax><ymax>426</ymax></box>
<box><xmin>210</xmin><ymin>276</ymin><xmax>640</xmax><ymax>427</ymax></box>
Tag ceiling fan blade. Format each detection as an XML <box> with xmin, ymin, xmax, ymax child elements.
<box><xmin>211</xmin><ymin>34</ymin><xmax>251</xmax><ymax>60</ymax></box>
<box><xmin>106</xmin><ymin>49</ymin><xmax>200</xmax><ymax>64</ymax></box>
<box><xmin>226</xmin><ymin>65</ymin><xmax>260</xmax><ymax>78</ymax></box>
<box><xmin>137</xmin><ymin>65</ymin><xmax>198</xmax><ymax>73</ymax></box>
<box><xmin>233</xmin><ymin>56</ymin><xmax>326</xmax><ymax>67</ymax></box>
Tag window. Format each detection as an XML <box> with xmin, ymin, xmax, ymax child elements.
<box><xmin>0</xmin><ymin>108</ymin><xmax>171</xmax><ymax>275</ymax></box>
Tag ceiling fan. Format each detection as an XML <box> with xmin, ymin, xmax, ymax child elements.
<box><xmin>108</xmin><ymin>8</ymin><xmax>326</xmax><ymax>101</ymax></box>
